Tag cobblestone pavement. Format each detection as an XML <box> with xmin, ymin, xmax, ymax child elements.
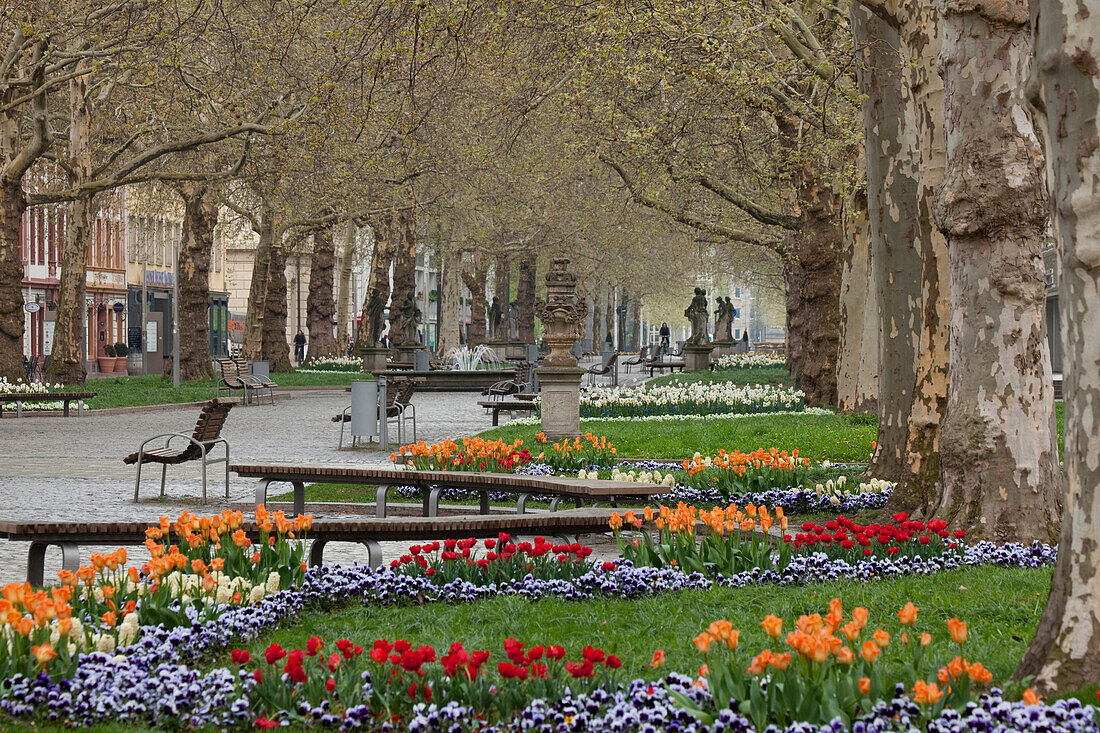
<box><xmin>0</xmin><ymin>368</ymin><xmax>641</xmax><ymax>583</ymax></box>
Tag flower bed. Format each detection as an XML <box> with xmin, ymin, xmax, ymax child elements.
<box><xmin>0</xmin><ymin>517</ymin><xmax>1063</xmax><ymax>731</ymax></box>
<box><xmin>713</xmin><ymin>353</ymin><xmax>788</xmax><ymax>370</ymax></box>
<box><xmin>504</xmin><ymin>407</ymin><xmax>834</xmax><ymax>427</ymax></box>
<box><xmin>392</xmin><ymin>434</ymin><xmax>620</xmax><ymax>473</ymax></box>
<box><xmin>296</xmin><ymin>356</ymin><xmax>364</xmax><ymax>373</ymax></box>
<box><xmin>681</xmin><ymin>449</ymin><xmax>813</xmax><ymax>495</ymax></box>
<box><xmin>578</xmin><ymin>383</ymin><xmax>806</xmax><ymax>418</ymax></box>
<box><xmin>0</xmin><ymin>378</ymin><xmax>68</xmax><ymax>411</ymax></box>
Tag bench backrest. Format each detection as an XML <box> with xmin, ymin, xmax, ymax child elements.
<box><xmin>190</xmin><ymin>398</ymin><xmax>235</xmax><ymax>450</ymax></box>
<box><xmin>215</xmin><ymin>358</ymin><xmax>240</xmax><ymax>377</ymax></box>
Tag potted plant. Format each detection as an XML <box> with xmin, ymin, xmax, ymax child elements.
<box><xmin>98</xmin><ymin>344</ymin><xmax>115</xmax><ymax>374</ymax></box>
<box><xmin>113</xmin><ymin>342</ymin><xmax>129</xmax><ymax>372</ymax></box>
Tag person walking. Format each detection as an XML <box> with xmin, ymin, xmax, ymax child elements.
<box><xmin>293</xmin><ymin>329</ymin><xmax>306</xmax><ymax>364</ymax></box>
<box><xmin>659</xmin><ymin>322</ymin><xmax>671</xmax><ymax>355</ymax></box>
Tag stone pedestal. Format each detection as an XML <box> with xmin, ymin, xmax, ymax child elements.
<box><xmin>484</xmin><ymin>341</ymin><xmax>508</xmax><ymax>361</ymax></box>
<box><xmin>397</xmin><ymin>344</ymin><xmax>420</xmax><ymax>365</ymax></box>
<box><xmin>504</xmin><ymin>342</ymin><xmax>526</xmax><ymax>360</ymax></box>
<box><xmin>360</xmin><ymin>347</ymin><xmax>389</xmax><ymax>373</ymax></box>
<box><xmin>684</xmin><ymin>344</ymin><xmax>715</xmax><ymax>372</ymax></box>
<box><xmin>712</xmin><ymin>340</ymin><xmax>736</xmax><ymax>358</ymax></box>
<box><xmin>536</xmin><ymin>365</ymin><xmax>584</xmax><ymax>439</ymax></box>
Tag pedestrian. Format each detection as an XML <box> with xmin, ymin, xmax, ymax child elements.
<box><xmin>659</xmin><ymin>322</ymin><xmax>671</xmax><ymax>355</ymax></box>
<box><xmin>293</xmin><ymin>328</ymin><xmax>306</xmax><ymax>364</ymax></box>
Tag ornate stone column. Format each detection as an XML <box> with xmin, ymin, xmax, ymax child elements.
<box><xmin>534</xmin><ymin>258</ymin><xmax>587</xmax><ymax>439</ymax></box>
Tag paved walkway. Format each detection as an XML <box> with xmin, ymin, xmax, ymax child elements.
<box><xmin>0</xmin><ymin>366</ymin><xmax>642</xmax><ymax>584</ymax></box>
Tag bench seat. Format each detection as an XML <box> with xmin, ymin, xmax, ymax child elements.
<box><xmin>0</xmin><ymin>392</ymin><xmax>96</xmax><ymax>418</ymax></box>
<box><xmin>231</xmin><ymin>462</ymin><xmax>669</xmax><ymax>518</ymax></box>
<box><xmin>0</xmin><ymin>509</ymin><xmax>617</xmax><ymax>585</ymax></box>
<box><xmin>476</xmin><ymin>400</ymin><xmax>539</xmax><ymax>425</ymax></box>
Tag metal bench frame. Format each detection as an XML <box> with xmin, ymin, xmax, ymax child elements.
<box><xmin>133</xmin><ymin>432</ymin><xmax>230</xmax><ymax>503</ymax></box>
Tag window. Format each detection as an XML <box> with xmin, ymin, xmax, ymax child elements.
<box><xmin>734</xmin><ymin>287</ymin><xmax>741</xmax><ymax>299</ymax></box>
<box><xmin>214</xmin><ymin>227</ymin><xmax>223</xmax><ymax>272</ymax></box>
<box><xmin>128</xmin><ymin>216</ymin><xmax>137</xmax><ymax>262</ymax></box>
<box><xmin>155</xmin><ymin>220</ymin><xmax>163</xmax><ymax>265</ymax></box>
<box><xmin>735</xmin><ymin>328</ymin><xmax>740</xmax><ymax>339</ymax></box>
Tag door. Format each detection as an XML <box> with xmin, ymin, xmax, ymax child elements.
<box><xmin>145</xmin><ymin>312</ymin><xmax>164</xmax><ymax>375</ymax></box>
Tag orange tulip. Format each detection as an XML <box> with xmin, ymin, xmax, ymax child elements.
<box><xmin>859</xmin><ymin>677</ymin><xmax>870</xmax><ymax>695</ymax></box>
<box><xmin>898</xmin><ymin>602</ymin><xmax>919</xmax><ymax>625</ymax></box>
<box><xmin>860</xmin><ymin>640</ymin><xmax>881</xmax><ymax>664</ymax></box>
<box><xmin>947</xmin><ymin>618</ymin><xmax>968</xmax><ymax>644</ymax></box>
<box><xmin>648</xmin><ymin>650</ymin><xmax>666</xmax><ymax>668</ymax></box>
<box><xmin>760</xmin><ymin>614</ymin><xmax>783</xmax><ymax>639</ymax></box>
<box><xmin>913</xmin><ymin>680</ymin><xmax>943</xmax><ymax>705</ymax></box>
<box><xmin>835</xmin><ymin>646</ymin><xmax>855</xmax><ymax>664</ymax></box>
<box><xmin>851</xmin><ymin>607</ymin><xmax>869</xmax><ymax>629</ymax></box>
<box><xmin>771</xmin><ymin>651</ymin><xmax>791</xmax><ymax>671</ymax></box>
<box><xmin>873</xmin><ymin>629</ymin><xmax>890</xmax><ymax>648</ymax></box>
<box><xmin>31</xmin><ymin>643</ymin><xmax>57</xmax><ymax>668</ymax></box>
<box><xmin>693</xmin><ymin>632</ymin><xmax>713</xmax><ymax>654</ymax></box>
<box><xmin>1022</xmin><ymin>688</ymin><xmax>1041</xmax><ymax>706</ymax></box>
<box><xmin>920</xmin><ymin>632</ymin><xmax>932</xmax><ymax>647</ymax></box>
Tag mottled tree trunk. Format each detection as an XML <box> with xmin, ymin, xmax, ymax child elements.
<box><xmin>789</xmin><ymin>171</ymin><xmax>843</xmax><ymax>407</ymax></box>
<box><xmin>305</xmin><ymin>223</ymin><xmax>338</xmax><ymax>359</ymax></box>
<box><xmin>388</xmin><ymin>209</ymin><xmax>416</xmax><ymax>349</ymax></box>
<box><xmin>352</xmin><ymin>217</ymin><xmax>394</xmax><ymax>356</ymax></box>
<box><xmin>242</xmin><ymin>209</ymin><xmax>275</xmax><ymax>360</ymax></box>
<box><xmin>836</xmin><ymin>182</ymin><xmax>879</xmax><ymax>415</ymax></box>
<box><xmin>437</xmin><ymin>248</ymin><xmax>462</xmax><ymax>354</ymax></box>
<box><xmin>631</xmin><ymin>297</ymin><xmax>642</xmax><ymax>353</ymax></box>
<box><xmin>605</xmin><ymin>284</ymin><xmax>615</xmax><ymax>348</ymax></box>
<box><xmin>460</xmin><ymin>256</ymin><xmax>489</xmax><ymax>347</ymax></box>
<box><xmin>590</xmin><ymin>281</ymin><xmax>603</xmax><ymax>353</ymax></box>
<box><xmin>516</xmin><ymin>253</ymin><xmax>536</xmax><ymax>343</ymax></box>
<box><xmin>261</xmin><ymin>238</ymin><xmax>292</xmax><ymax>372</ymax></box>
<box><xmin>493</xmin><ymin>252</ymin><xmax>509</xmax><ymax>334</ymax></box>
<box><xmin>334</xmin><ymin>222</ymin><xmax>356</xmax><ymax>354</ymax></box>
<box><xmin>48</xmin><ymin>67</ymin><xmax>93</xmax><ymax>385</ymax></box>
<box><xmin>1014</xmin><ymin>0</ymin><xmax>1100</xmax><ymax>690</ymax></box>
<box><xmin>931</xmin><ymin>0</ymin><xmax>1061</xmax><ymax>542</ymax></box>
<box><xmin>0</xmin><ymin>178</ymin><xmax>26</xmax><ymax>382</ymax></box>
<box><xmin>175</xmin><ymin>182</ymin><xmax>217</xmax><ymax>381</ymax></box>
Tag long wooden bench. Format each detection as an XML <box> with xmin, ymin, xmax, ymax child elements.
<box><xmin>644</xmin><ymin>359</ymin><xmax>685</xmax><ymax>377</ymax></box>
<box><xmin>231</xmin><ymin>462</ymin><xmax>670</xmax><ymax>518</ymax></box>
<box><xmin>476</xmin><ymin>400</ymin><xmax>539</xmax><ymax>425</ymax></box>
<box><xmin>0</xmin><ymin>392</ymin><xmax>96</xmax><ymax>418</ymax></box>
<box><xmin>0</xmin><ymin>509</ymin><xmax>616</xmax><ymax>585</ymax></box>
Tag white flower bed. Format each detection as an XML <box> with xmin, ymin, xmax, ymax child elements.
<box><xmin>811</xmin><ymin>476</ymin><xmax>895</xmax><ymax>505</ymax></box>
<box><xmin>714</xmin><ymin>352</ymin><xmax>787</xmax><ymax>369</ymax></box>
<box><xmin>505</xmin><ymin>407</ymin><xmax>833</xmax><ymax>427</ymax></box>
<box><xmin>0</xmin><ymin>378</ymin><xmax>67</xmax><ymax>411</ymax></box>
<box><xmin>576</xmin><ymin>382</ymin><xmax>805</xmax><ymax>417</ymax></box>
<box><xmin>296</xmin><ymin>355</ymin><xmax>363</xmax><ymax>373</ymax></box>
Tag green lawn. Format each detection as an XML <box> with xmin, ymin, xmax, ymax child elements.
<box><xmin>482</xmin><ymin>413</ymin><xmax>878</xmax><ymax>462</ymax></box>
<box><xmin>647</xmin><ymin>366</ymin><xmax>793</xmax><ymax>388</ymax></box>
<box><xmin>48</xmin><ymin>372</ymin><xmax>370</xmax><ymax>409</ymax></box>
<box><xmin>235</xmin><ymin>565</ymin><xmax>1053</xmax><ymax>696</ymax></box>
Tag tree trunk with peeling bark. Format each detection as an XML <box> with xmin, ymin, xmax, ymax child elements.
<box><xmin>305</xmin><ymin>224</ymin><xmax>338</xmax><ymax>360</ymax></box>
<box><xmin>493</xmin><ymin>253</ymin><xmax>509</xmax><ymax>336</ymax></box>
<box><xmin>175</xmin><ymin>182</ymin><xmax>217</xmax><ymax>381</ymax></box>
<box><xmin>517</xmin><ymin>254</ymin><xmax>536</xmax><ymax>344</ymax></box>
<box><xmin>334</xmin><ymin>223</ymin><xmax>356</xmax><ymax>354</ymax></box>
<box><xmin>437</xmin><ymin>248</ymin><xmax>462</xmax><ymax>354</ymax></box>
<box><xmin>352</xmin><ymin>217</ymin><xmax>394</xmax><ymax>355</ymax></box>
<box><xmin>460</xmin><ymin>256</ymin><xmax>489</xmax><ymax>347</ymax></box>
<box><xmin>590</xmin><ymin>284</ymin><xmax>602</xmax><ymax>353</ymax></box>
<box><xmin>931</xmin><ymin>0</ymin><xmax>1061</xmax><ymax>543</ymax></box>
<box><xmin>48</xmin><ymin>66</ymin><xmax>94</xmax><ymax>385</ymax></box>
<box><xmin>836</xmin><ymin>182</ymin><xmax>879</xmax><ymax>415</ymax></box>
<box><xmin>1014</xmin><ymin>0</ymin><xmax>1100</xmax><ymax>690</ymax></box>
<box><xmin>242</xmin><ymin>209</ymin><xmax>275</xmax><ymax>360</ymax></box>
<box><xmin>388</xmin><ymin>209</ymin><xmax>416</xmax><ymax>350</ymax></box>
<box><xmin>261</xmin><ymin>239</ymin><xmax>292</xmax><ymax>372</ymax></box>
<box><xmin>0</xmin><ymin>178</ymin><xmax>26</xmax><ymax>382</ymax></box>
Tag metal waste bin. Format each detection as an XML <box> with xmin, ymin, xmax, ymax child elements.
<box><xmin>414</xmin><ymin>349</ymin><xmax>430</xmax><ymax>371</ymax></box>
<box><xmin>250</xmin><ymin>360</ymin><xmax>270</xmax><ymax>379</ymax></box>
<box><xmin>350</xmin><ymin>380</ymin><xmax>380</xmax><ymax>442</ymax></box>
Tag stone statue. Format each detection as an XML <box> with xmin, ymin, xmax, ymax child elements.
<box><xmin>714</xmin><ymin>297</ymin><xmax>731</xmax><ymax>343</ymax></box>
<box><xmin>684</xmin><ymin>287</ymin><xmax>710</xmax><ymax>345</ymax></box>
<box><xmin>505</xmin><ymin>300</ymin><xmax>520</xmax><ymax>342</ymax></box>
<box><xmin>534</xmin><ymin>257</ymin><xmax>588</xmax><ymax>368</ymax></box>
<box><xmin>397</xmin><ymin>293</ymin><xmax>421</xmax><ymax>345</ymax></box>
<box><xmin>365</xmin><ymin>288</ymin><xmax>385</xmax><ymax>346</ymax></box>
<box><xmin>722</xmin><ymin>297</ymin><xmax>736</xmax><ymax>341</ymax></box>
<box><xmin>488</xmin><ymin>297</ymin><xmax>503</xmax><ymax>341</ymax></box>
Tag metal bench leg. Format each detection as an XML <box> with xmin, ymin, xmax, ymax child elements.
<box><xmin>160</xmin><ymin>464</ymin><xmax>168</xmax><ymax>497</ymax></box>
<box><xmin>338</xmin><ymin>418</ymin><xmax>345</xmax><ymax>449</ymax></box>
<box><xmin>492</xmin><ymin>409</ymin><xmax>500</xmax><ymax>426</ymax></box>
<box><xmin>255</xmin><ymin>478</ymin><xmax>272</xmax><ymax>508</ymax></box>
<box><xmin>16</xmin><ymin>401</ymin><xmax>22</xmax><ymax>418</ymax></box>
<box><xmin>201</xmin><ymin>460</ymin><xmax>208</xmax><ymax>504</ymax></box>
<box><xmin>553</xmin><ymin>534</ymin><xmax>578</xmax><ymax>546</ymax></box>
<box><xmin>480</xmin><ymin>490</ymin><xmax>490</xmax><ymax>515</ymax></box>
<box><xmin>78</xmin><ymin>399</ymin><xmax>84</xmax><ymax>416</ymax></box>
<box><xmin>376</xmin><ymin>484</ymin><xmax>391</xmax><ymax>518</ymax></box>
<box><xmin>134</xmin><ymin>458</ymin><xmax>143</xmax><ymax>501</ymax></box>
<box><xmin>424</xmin><ymin>487</ymin><xmax>442</xmax><ymax>517</ymax></box>
<box><xmin>27</xmin><ymin>542</ymin><xmax>79</xmax><ymax>587</ymax></box>
<box><xmin>549</xmin><ymin>496</ymin><xmax>562</xmax><ymax>512</ymax></box>
<box><xmin>63</xmin><ymin>400</ymin><xmax>70</xmax><ymax>417</ymax></box>
<box><xmin>363</xmin><ymin>540</ymin><xmax>383</xmax><ymax>569</ymax></box>
<box><xmin>517</xmin><ymin>493</ymin><xmax>531</xmax><ymax>514</ymax></box>
<box><xmin>309</xmin><ymin>539</ymin><xmax>328</xmax><ymax>567</ymax></box>
<box><xmin>293</xmin><ymin>481</ymin><xmax>305</xmax><ymax>517</ymax></box>
<box><xmin>224</xmin><ymin>445</ymin><xmax>231</xmax><ymax>499</ymax></box>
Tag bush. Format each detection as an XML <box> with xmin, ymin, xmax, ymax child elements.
<box><xmin>114</xmin><ymin>342</ymin><xmax>129</xmax><ymax>357</ymax></box>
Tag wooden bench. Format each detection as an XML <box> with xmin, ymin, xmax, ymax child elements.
<box><xmin>645</xmin><ymin>359</ymin><xmax>685</xmax><ymax>377</ymax></box>
<box><xmin>0</xmin><ymin>392</ymin><xmax>96</xmax><ymax>418</ymax></box>
<box><xmin>231</xmin><ymin>462</ymin><xmax>670</xmax><ymax>518</ymax></box>
<box><xmin>0</xmin><ymin>509</ymin><xmax>617</xmax><ymax>585</ymax></box>
<box><xmin>477</xmin><ymin>400</ymin><xmax>539</xmax><ymax>425</ymax></box>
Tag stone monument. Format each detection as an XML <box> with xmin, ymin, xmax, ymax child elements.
<box><xmin>358</xmin><ymin>288</ymin><xmax>390</xmax><ymax>372</ymax></box>
<box><xmin>504</xmin><ymin>299</ymin><xmax>525</xmax><ymax>359</ymax></box>
<box><xmin>683</xmin><ymin>287</ymin><xmax>714</xmax><ymax>371</ymax></box>
<box><xmin>534</xmin><ymin>258</ymin><xmax>587</xmax><ymax>439</ymax></box>
<box><xmin>712</xmin><ymin>296</ymin><xmax>736</xmax><ymax>358</ymax></box>
<box><xmin>395</xmin><ymin>292</ymin><xmax>422</xmax><ymax>363</ymax></box>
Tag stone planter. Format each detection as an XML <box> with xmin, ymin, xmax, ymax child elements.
<box><xmin>111</xmin><ymin>357</ymin><xmax>127</xmax><ymax>373</ymax></box>
<box><xmin>96</xmin><ymin>356</ymin><xmax>113</xmax><ymax>374</ymax></box>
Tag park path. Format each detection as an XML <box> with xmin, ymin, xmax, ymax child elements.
<box><xmin>0</xmin><ymin>364</ymin><xmax>640</xmax><ymax>583</ymax></box>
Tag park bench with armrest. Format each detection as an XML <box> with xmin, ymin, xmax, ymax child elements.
<box><xmin>125</xmin><ymin>398</ymin><xmax>235</xmax><ymax>502</ymax></box>
<box><xmin>231</xmin><ymin>462</ymin><xmax>670</xmax><ymax>518</ymax></box>
<box><xmin>0</xmin><ymin>391</ymin><xmax>96</xmax><ymax>418</ymax></box>
<box><xmin>0</xmin><ymin>508</ymin><xmax>618</xmax><ymax>585</ymax></box>
<box><xmin>481</xmin><ymin>362</ymin><xmax>531</xmax><ymax>400</ymax></box>
<box><xmin>582</xmin><ymin>351</ymin><xmax>619</xmax><ymax>385</ymax></box>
